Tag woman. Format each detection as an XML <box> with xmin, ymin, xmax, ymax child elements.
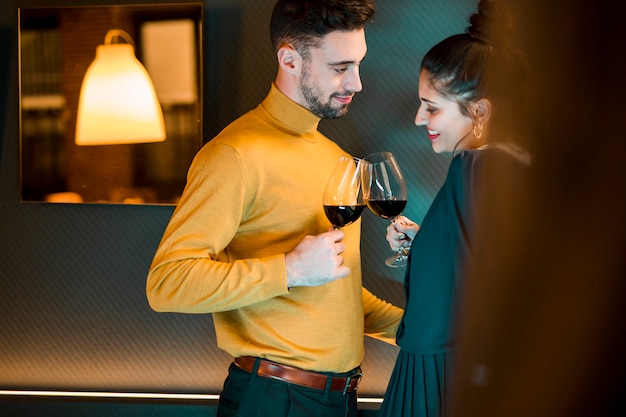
<box><xmin>378</xmin><ymin>1</ymin><xmax>530</xmax><ymax>416</ymax></box>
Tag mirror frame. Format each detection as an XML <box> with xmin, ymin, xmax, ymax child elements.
<box><xmin>18</xmin><ymin>0</ymin><xmax>204</xmax><ymax>205</ymax></box>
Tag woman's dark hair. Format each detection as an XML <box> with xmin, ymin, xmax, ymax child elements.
<box><xmin>421</xmin><ymin>0</ymin><xmax>528</xmax><ymax>136</ymax></box>
<box><xmin>270</xmin><ymin>0</ymin><xmax>376</xmax><ymax>59</ymax></box>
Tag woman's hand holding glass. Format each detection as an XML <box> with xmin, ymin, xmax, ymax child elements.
<box><xmin>386</xmin><ymin>215</ymin><xmax>419</xmax><ymax>255</ymax></box>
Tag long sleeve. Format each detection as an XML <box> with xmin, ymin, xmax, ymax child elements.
<box><xmin>146</xmin><ymin>141</ymin><xmax>290</xmax><ymax>313</ymax></box>
<box><xmin>363</xmin><ymin>287</ymin><xmax>403</xmax><ymax>344</ymax></box>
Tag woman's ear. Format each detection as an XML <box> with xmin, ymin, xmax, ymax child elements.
<box><xmin>473</xmin><ymin>98</ymin><xmax>493</xmax><ymax>124</ymax></box>
<box><xmin>277</xmin><ymin>44</ymin><xmax>300</xmax><ymax>73</ymax></box>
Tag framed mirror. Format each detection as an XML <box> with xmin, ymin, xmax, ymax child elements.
<box><xmin>19</xmin><ymin>2</ymin><xmax>203</xmax><ymax>204</ymax></box>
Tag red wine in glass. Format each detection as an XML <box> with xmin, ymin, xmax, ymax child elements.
<box><xmin>362</xmin><ymin>151</ymin><xmax>409</xmax><ymax>267</ymax></box>
<box><xmin>323</xmin><ymin>156</ymin><xmax>365</xmax><ymax>229</ymax></box>
<box><xmin>365</xmin><ymin>200</ymin><xmax>407</xmax><ymax>219</ymax></box>
<box><xmin>323</xmin><ymin>204</ymin><xmax>366</xmax><ymax>228</ymax></box>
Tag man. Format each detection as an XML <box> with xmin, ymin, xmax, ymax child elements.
<box><xmin>146</xmin><ymin>1</ymin><xmax>402</xmax><ymax>416</ymax></box>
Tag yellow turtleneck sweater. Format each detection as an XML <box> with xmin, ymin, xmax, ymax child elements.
<box><xmin>147</xmin><ymin>84</ymin><xmax>402</xmax><ymax>373</ymax></box>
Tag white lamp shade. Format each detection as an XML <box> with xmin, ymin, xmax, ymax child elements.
<box><xmin>75</xmin><ymin>43</ymin><xmax>166</xmax><ymax>145</ymax></box>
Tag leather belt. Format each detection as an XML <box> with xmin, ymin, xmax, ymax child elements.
<box><xmin>233</xmin><ymin>356</ymin><xmax>361</xmax><ymax>394</ymax></box>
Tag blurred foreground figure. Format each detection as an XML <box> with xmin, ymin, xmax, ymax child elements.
<box><xmin>449</xmin><ymin>1</ymin><xmax>626</xmax><ymax>416</ymax></box>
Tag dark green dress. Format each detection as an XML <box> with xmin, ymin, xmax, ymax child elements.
<box><xmin>378</xmin><ymin>149</ymin><xmax>488</xmax><ymax>417</ymax></box>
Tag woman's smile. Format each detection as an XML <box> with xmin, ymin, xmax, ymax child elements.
<box><xmin>427</xmin><ymin>128</ymin><xmax>440</xmax><ymax>141</ymax></box>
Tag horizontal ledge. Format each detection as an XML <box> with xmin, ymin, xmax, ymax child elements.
<box><xmin>0</xmin><ymin>390</ymin><xmax>383</xmax><ymax>405</ymax></box>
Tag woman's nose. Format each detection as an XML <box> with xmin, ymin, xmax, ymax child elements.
<box><xmin>415</xmin><ymin>106</ymin><xmax>428</xmax><ymax>126</ymax></box>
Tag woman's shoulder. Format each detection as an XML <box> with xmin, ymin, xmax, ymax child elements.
<box><xmin>470</xmin><ymin>143</ymin><xmax>531</xmax><ymax>164</ymax></box>
<box><xmin>454</xmin><ymin>143</ymin><xmax>531</xmax><ymax>170</ymax></box>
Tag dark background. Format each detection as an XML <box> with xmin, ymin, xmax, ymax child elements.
<box><xmin>1</xmin><ymin>0</ymin><xmax>474</xmax><ymax>413</ymax></box>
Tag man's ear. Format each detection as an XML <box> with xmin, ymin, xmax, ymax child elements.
<box><xmin>277</xmin><ymin>44</ymin><xmax>300</xmax><ymax>72</ymax></box>
<box><xmin>473</xmin><ymin>98</ymin><xmax>493</xmax><ymax>124</ymax></box>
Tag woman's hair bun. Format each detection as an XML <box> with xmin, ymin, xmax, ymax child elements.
<box><xmin>466</xmin><ymin>0</ymin><xmax>513</xmax><ymax>48</ymax></box>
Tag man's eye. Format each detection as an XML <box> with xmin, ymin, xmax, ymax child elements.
<box><xmin>334</xmin><ymin>67</ymin><xmax>348</xmax><ymax>73</ymax></box>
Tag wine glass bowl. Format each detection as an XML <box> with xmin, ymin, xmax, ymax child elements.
<box><xmin>323</xmin><ymin>156</ymin><xmax>366</xmax><ymax>229</ymax></box>
<box><xmin>362</xmin><ymin>151</ymin><xmax>409</xmax><ymax>267</ymax></box>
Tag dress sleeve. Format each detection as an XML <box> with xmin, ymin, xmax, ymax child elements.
<box><xmin>146</xmin><ymin>142</ymin><xmax>289</xmax><ymax>314</ymax></box>
<box><xmin>448</xmin><ymin>152</ymin><xmax>484</xmax><ymax>259</ymax></box>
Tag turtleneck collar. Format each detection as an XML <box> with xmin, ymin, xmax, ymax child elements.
<box><xmin>260</xmin><ymin>83</ymin><xmax>321</xmax><ymax>136</ymax></box>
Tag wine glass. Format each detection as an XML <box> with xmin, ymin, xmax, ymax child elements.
<box><xmin>362</xmin><ymin>151</ymin><xmax>409</xmax><ymax>267</ymax></box>
<box><xmin>323</xmin><ymin>156</ymin><xmax>366</xmax><ymax>229</ymax></box>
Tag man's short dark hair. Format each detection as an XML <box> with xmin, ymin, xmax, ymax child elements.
<box><xmin>270</xmin><ymin>0</ymin><xmax>376</xmax><ymax>58</ymax></box>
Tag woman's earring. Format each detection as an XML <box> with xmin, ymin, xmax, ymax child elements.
<box><xmin>473</xmin><ymin>122</ymin><xmax>483</xmax><ymax>139</ymax></box>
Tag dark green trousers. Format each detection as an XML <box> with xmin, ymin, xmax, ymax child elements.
<box><xmin>217</xmin><ymin>361</ymin><xmax>358</xmax><ymax>417</ymax></box>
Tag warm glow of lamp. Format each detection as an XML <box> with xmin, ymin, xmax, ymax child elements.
<box><xmin>75</xmin><ymin>29</ymin><xmax>165</xmax><ymax>145</ymax></box>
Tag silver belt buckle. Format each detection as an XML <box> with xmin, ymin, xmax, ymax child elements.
<box><xmin>342</xmin><ymin>370</ymin><xmax>362</xmax><ymax>395</ymax></box>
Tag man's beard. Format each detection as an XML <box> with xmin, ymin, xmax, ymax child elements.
<box><xmin>300</xmin><ymin>67</ymin><xmax>350</xmax><ymax>119</ymax></box>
